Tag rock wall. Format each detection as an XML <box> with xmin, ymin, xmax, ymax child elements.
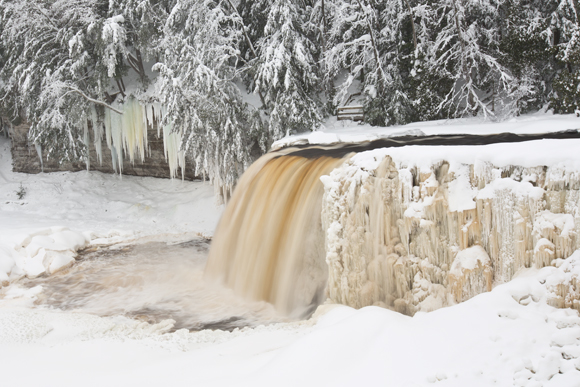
<box><xmin>322</xmin><ymin>154</ymin><xmax>580</xmax><ymax>315</ymax></box>
<box><xmin>5</xmin><ymin>118</ymin><xmax>197</xmax><ymax>180</ymax></box>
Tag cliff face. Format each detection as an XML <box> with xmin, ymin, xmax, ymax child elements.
<box><xmin>321</xmin><ymin>153</ymin><xmax>580</xmax><ymax>315</ymax></box>
<box><xmin>3</xmin><ymin>98</ymin><xmax>197</xmax><ymax>181</ymax></box>
<box><xmin>7</xmin><ymin>120</ymin><xmax>197</xmax><ymax>180</ymax></box>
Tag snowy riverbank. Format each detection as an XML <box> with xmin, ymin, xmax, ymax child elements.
<box><xmin>0</xmin><ymin>136</ymin><xmax>221</xmax><ymax>283</ymax></box>
<box><xmin>2</xmin><ymin>113</ymin><xmax>580</xmax><ymax>386</ymax></box>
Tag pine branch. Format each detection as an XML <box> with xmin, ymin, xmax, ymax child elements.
<box><xmin>31</xmin><ymin>4</ymin><xmax>59</xmax><ymax>32</ymax></box>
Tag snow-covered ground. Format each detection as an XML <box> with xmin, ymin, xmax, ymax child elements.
<box><xmin>2</xmin><ymin>113</ymin><xmax>580</xmax><ymax>386</ymax></box>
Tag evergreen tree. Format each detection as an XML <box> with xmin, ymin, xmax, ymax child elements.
<box><xmin>498</xmin><ymin>0</ymin><xmax>556</xmax><ymax>115</ymax></box>
<box><xmin>0</xmin><ymin>0</ymin><xmax>122</xmax><ymax>161</ymax></box>
<box><xmin>550</xmin><ymin>0</ymin><xmax>580</xmax><ymax>113</ymax></box>
<box><xmin>253</xmin><ymin>0</ymin><xmax>323</xmax><ymax>138</ymax></box>
<box><xmin>427</xmin><ymin>0</ymin><xmax>515</xmax><ymax>118</ymax></box>
<box><xmin>324</xmin><ymin>0</ymin><xmax>424</xmax><ymax>126</ymax></box>
<box><xmin>155</xmin><ymin>0</ymin><xmax>268</xmax><ymax>198</ymax></box>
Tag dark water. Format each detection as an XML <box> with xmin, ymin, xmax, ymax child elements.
<box><xmin>12</xmin><ymin>239</ymin><xmax>284</xmax><ymax>331</ymax></box>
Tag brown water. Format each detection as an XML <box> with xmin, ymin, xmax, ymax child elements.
<box><xmin>205</xmin><ymin>154</ymin><xmax>347</xmax><ymax>317</ymax></box>
<box><xmin>12</xmin><ymin>153</ymin><xmax>349</xmax><ymax>326</ymax></box>
<box><xmin>13</xmin><ymin>239</ymin><xmax>284</xmax><ymax>331</ymax></box>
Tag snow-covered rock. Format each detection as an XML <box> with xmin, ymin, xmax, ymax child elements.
<box><xmin>0</xmin><ymin>227</ymin><xmax>88</xmax><ymax>281</ymax></box>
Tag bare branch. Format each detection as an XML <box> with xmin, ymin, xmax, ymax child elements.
<box><xmin>63</xmin><ymin>85</ymin><xmax>124</xmax><ymax>115</ymax></box>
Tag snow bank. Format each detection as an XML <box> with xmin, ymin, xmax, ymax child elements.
<box><xmin>0</xmin><ymin>227</ymin><xmax>88</xmax><ymax>282</ymax></box>
<box><xmin>2</xmin><ymin>256</ymin><xmax>580</xmax><ymax>386</ymax></box>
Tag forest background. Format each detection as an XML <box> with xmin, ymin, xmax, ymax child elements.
<box><xmin>2</xmin><ymin>0</ymin><xmax>580</xmax><ymax>187</ymax></box>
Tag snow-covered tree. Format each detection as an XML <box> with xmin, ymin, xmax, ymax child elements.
<box><xmin>236</xmin><ymin>0</ymin><xmax>270</xmax><ymax>62</ymax></box>
<box><xmin>108</xmin><ymin>0</ymin><xmax>175</xmax><ymax>88</ymax></box>
<box><xmin>497</xmin><ymin>0</ymin><xmax>555</xmax><ymax>115</ymax></box>
<box><xmin>426</xmin><ymin>0</ymin><xmax>516</xmax><ymax>118</ymax></box>
<box><xmin>324</xmin><ymin>0</ymin><xmax>423</xmax><ymax>125</ymax></box>
<box><xmin>549</xmin><ymin>0</ymin><xmax>580</xmax><ymax>112</ymax></box>
<box><xmin>253</xmin><ymin>0</ymin><xmax>323</xmax><ymax>138</ymax></box>
<box><xmin>0</xmin><ymin>0</ymin><xmax>124</xmax><ymax>161</ymax></box>
<box><xmin>155</xmin><ymin>0</ymin><xmax>268</xmax><ymax>199</ymax></box>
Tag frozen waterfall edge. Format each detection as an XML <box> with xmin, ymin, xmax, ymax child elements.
<box><xmin>321</xmin><ymin>152</ymin><xmax>580</xmax><ymax>315</ymax></box>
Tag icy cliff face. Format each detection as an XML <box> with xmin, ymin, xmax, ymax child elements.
<box><xmin>9</xmin><ymin>98</ymin><xmax>189</xmax><ymax>181</ymax></box>
<box><xmin>321</xmin><ymin>152</ymin><xmax>580</xmax><ymax>315</ymax></box>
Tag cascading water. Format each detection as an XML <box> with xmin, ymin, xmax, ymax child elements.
<box><xmin>205</xmin><ymin>152</ymin><xmax>347</xmax><ymax>317</ymax></box>
<box><xmin>206</xmin><ymin>131</ymin><xmax>580</xmax><ymax>318</ymax></box>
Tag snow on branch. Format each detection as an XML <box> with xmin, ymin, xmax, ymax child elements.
<box><xmin>62</xmin><ymin>85</ymin><xmax>124</xmax><ymax>115</ymax></box>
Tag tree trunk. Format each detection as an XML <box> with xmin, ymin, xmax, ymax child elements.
<box><xmin>135</xmin><ymin>49</ymin><xmax>147</xmax><ymax>84</ymax></box>
<box><xmin>115</xmin><ymin>78</ymin><xmax>126</xmax><ymax>98</ymax></box>
<box><xmin>404</xmin><ymin>0</ymin><xmax>417</xmax><ymax>55</ymax></box>
<box><xmin>224</xmin><ymin>0</ymin><xmax>267</xmax><ymax>108</ymax></box>
<box><xmin>451</xmin><ymin>0</ymin><xmax>474</xmax><ymax>110</ymax></box>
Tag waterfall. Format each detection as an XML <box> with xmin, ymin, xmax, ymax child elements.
<box><xmin>205</xmin><ymin>151</ymin><xmax>347</xmax><ymax>317</ymax></box>
<box><xmin>206</xmin><ymin>132</ymin><xmax>580</xmax><ymax>317</ymax></box>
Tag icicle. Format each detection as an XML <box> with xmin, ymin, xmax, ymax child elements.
<box><xmin>83</xmin><ymin>120</ymin><xmax>90</xmax><ymax>171</ymax></box>
<box><xmin>144</xmin><ymin>104</ymin><xmax>155</xmax><ymax>158</ymax></box>
<box><xmin>139</xmin><ymin>101</ymin><xmax>148</xmax><ymax>161</ymax></box>
<box><xmin>133</xmin><ymin>98</ymin><xmax>147</xmax><ymax>162</ymax></box>
<box><xmin>120</xmin><ymin>98</ymin><xmax>148</xmax><ymax>164</ymax></box>
<box><xmin>144</xmin><ymin>104</ymin><xmax>156</xmax><ymax>129</ymax></box>
<box><xmin>180</xmin><ymin>149</ymin><xmax>186</xmax><ymax>181</ymax></box>
<box><xmin>34</xmin><ymin>143</ymin><xmax>43</xmax><ymax>172</ymax></box>
<box><xmin>110</xmin><ymin>107</ymin><xmax>123</xmax><ymax>173</ymax></box>
<box><xmin>100</xmin><ymin>98</ymin><xmax>178</xmax><ymax>178</ymax></box>
<box><xmin>104</xmin><ymin>108</ymin><xmax>112</xmax><ymax>149</ymax></box>
<box><xmin>90</xmin><ymin>106</ymin><xmax>103</xmax><ymax>166</ymax></box>
<box><xmin>110</xmin><ymin>144</ymin><xmax>118</xmax><ymax>173</ymax></box>
<box><xmin>154</xmin><ymin>103</ymin><xmax>163</xmax><ymax>137</ymax></box>
<box><xmin>94</xmin><ymin>124</ymin><xmax>103</xmax><ymax>166</ymax></box>
<box><xmin>159</xmin><ymin>104</ymin><xmax>184</xmax><ymax>179</ymax></box>
<box><xmin>162</xmin><ymin>120</ymin><xmax>183</xmax><ymax>179</ymax></box>
<box><xmin>121</xmin><ymin>98</ymin><xmax>136</xmax><ymax>164</ymax></box>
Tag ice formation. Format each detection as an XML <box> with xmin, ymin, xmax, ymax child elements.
<box><xmin>321</xmin><ymin>154</ymin><xmax>580</xmax><ymax>315</ymax></box>
<box><xmin>94</xmin><ymin>98</ymin><xmax>185</xmax><ymax>178</ymax></box>
<box><xmin>0</xmin><ymin>228</ymin><xmax>88</xmax><ymax>283</ymax></box>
